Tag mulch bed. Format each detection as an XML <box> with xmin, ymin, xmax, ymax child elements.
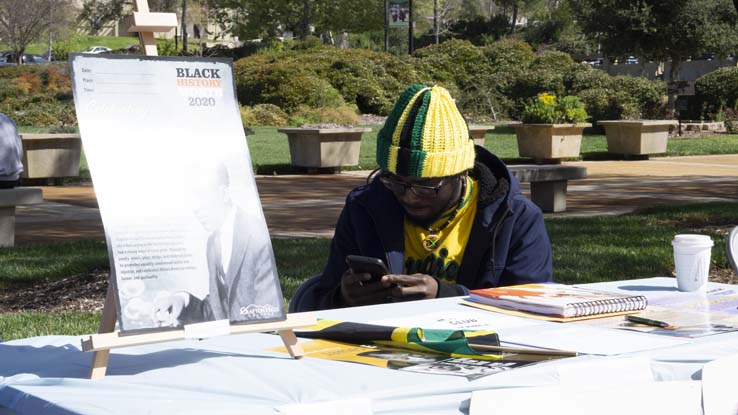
<box><xmin>0</xmin><ymin>269</ymin><xmax>108</xmax><ymax>313</ymax></box>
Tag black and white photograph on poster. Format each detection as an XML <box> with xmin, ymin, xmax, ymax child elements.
<box><xmin>396</xmin><ymin>358</ymin><xmax>522</xmax><ymax>380</ymax></box>
<box><xmin>389</xmin><ymin>0</ymin><xmax>410</xmax><ymax>27</ymax></box>
<box><xmin>69</xmin><ymin>54</ymin><xmax>286</xmax><ymax>332</ymax></box>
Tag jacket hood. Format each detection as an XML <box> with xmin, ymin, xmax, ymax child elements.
<box><xmin>471</xmin><ymin>145</ymin><xmax>521</xmax><ymax>209</ymax></box>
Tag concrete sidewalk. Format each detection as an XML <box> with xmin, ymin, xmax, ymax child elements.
<box><xmin>13</xmin><ymin>155</ymin><xmax>738</xmax><ymax>244</ymax></box>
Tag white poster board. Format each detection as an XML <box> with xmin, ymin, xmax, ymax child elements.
<box><xmin>70</xmin><ymin>54</ymin><xmax>285</xmax><ymax>332</ymax></box>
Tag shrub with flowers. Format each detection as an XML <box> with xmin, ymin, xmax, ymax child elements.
<box><xmin>522</xmin><ymin>92</ymin><xmax>589</xmax><ymax>124</ymax></box>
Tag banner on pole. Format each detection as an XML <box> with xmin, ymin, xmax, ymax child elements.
<box><xmin>389</xmin><ymin>0</ymin><xmax>410</xmax><ymax>27</ymax></box>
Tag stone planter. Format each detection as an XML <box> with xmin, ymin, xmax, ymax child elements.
<box><xmin>277</xmin><ymin>127</ymin><xmax>371</xmax><ymax>171</ymax></box>
<box><xmin>20</xmin><ymin>133</ymin><xmax>82</xmax><ymax>178</ymax></box>
<box><xmin>678</xmin><ymin>120</ymin><xmax>726</xmax><ymax>135</ymax></box>
<box><xmin>598</xmin><ymin>120</ymin><xmax>678</xmax><ymax>156</ymax></box>
<box><xmin>511</xmin><ymin>123</ymin><xmax>591</xmax><ymax>162</ymax></box>
<box><xmin>468</xmin><ymin>125</ymin><xmax>495</xmax><ymax>147</ymax></box>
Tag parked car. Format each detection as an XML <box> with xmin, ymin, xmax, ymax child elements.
<box><xmin>40</xmin><ymin>50</ymin><xmax>55</xmax><ymax>61</ymax></box>
<box><xmin>113</xmin><ymin>44</ymin><xmax>141</xmax><ymax>54</ymax></box>
<box><xmin>624</xmin><ymin>56</ymin><xmax>639</xmax><ymax>64</ymax></box>
<box><xmin>82</xmin><ymin>46</ymin><xmax>112</xmax><ymax>54</ymax></box>
<box><xmin>0</xmin><ymin>52</ymin><xmax>48</xmax><ymax>66</ymax></box>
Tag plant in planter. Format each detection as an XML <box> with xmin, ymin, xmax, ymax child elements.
<box><xmin>512</xmin><ymin>93</ymin><xmax>591</xmax><ymax>162</ymax></box>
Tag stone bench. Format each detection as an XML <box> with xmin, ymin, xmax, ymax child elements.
<box><xmin>0</xmin><ymin>188</ymin><xmax>43</xmax><ymax>247</ymax></box>
<box><xmin>508</xmin><ymin>165</ymin><xmax>587</xmax><ymax>213</ymax></box>
<box><xmin>20</xmin><ymin>133</ymin><xmax>82</xmax><ymax>183</ymax></box>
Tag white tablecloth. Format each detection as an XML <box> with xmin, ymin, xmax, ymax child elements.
<box><xmin>2</xmin><ymin>277</ymin><xmax>738</xmax><ymax>414</ymax></box>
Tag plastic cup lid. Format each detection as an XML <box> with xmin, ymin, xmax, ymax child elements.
<box><xmin>673</xmin><ymin>234</ymin><xmax>713</xmax><ymax>245</ymax></box>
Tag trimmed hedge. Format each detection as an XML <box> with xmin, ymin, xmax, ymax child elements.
<box><xmin>241</xmin><ymin>104</ymin><xmax>290</xmax><ymax>126</ymax></box>
<box><xmin>691</xmin><ymin>67</ymin><xmax>738</xmax><ymax>120</ymax></box>
<box><xmin>234</xmin><ymin>46</ymin><xmax>425</xmax><ymax>116</ymax></box>
<box><xmin>233</xmin><ymin>38</ymin><xmax>673</xmax><ymax>122</ymax></box>
<box><xmin>1</xmin><ymin>38</ymin><xmax>673</xmax><ymax>127</ymax></box>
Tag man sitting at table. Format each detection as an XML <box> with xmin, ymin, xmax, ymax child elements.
<box><xmin>295</xmin><ymin>84</ymin><xmax>553</xmax><ymax>311</ymax></box>
<box><xmin>0</xmin><ymin>112</ymin><xmax>23</xmax><ymax>188</ymax></box>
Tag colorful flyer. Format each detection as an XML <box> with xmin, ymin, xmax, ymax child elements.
<box><xmin>270</xmin><ymin>339</ymin><xmax>562</xmax><ymax>381</ymax></box>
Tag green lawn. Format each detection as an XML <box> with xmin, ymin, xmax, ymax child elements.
<box><xmin>0</xmin><ymin>312</ymin><xmax>101</xmax><ymax>341</ymax></box>
<box><xmin>248</xmin><ymin>125</ymin><xmax>738</xmax><ymax>172</ymax></box>
<box><xmin>17</xmin><ymin>124</ymin><xmax>738</xmax><ymax>179</ymax></box>
<box><xmin>246</xmin><ymin>125</ymin><xmax>738</xmax><ymax>174</ymax></box>
<box><xmin>4</xmin><ymin>34</ymin><xmax>200</xmax><ymax>57</ymax></box>
<box><xmin>2</xmin><ymin>202</ymin><xmax>736</xmax><ymax>341</ymax></box>
<box><xmin>0</xmin><ymin>240</ymin><xmax>108</xmax><ymax>290</ymax></box>
<box><xmin>2</xmin><ymin>35</ymin><xmax>136</xmax><ymax>56</ymax></box>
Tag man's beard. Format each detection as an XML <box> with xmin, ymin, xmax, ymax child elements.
<box><xmin>403</xmin><ymin>208</ymin><xmax>443</xmax><ymax>228</ymax></box>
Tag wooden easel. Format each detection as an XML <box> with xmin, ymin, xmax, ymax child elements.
<box><xmin>84</xmin><ymin>1</ymin><xmax>313</xmax><ymax>380</ymax></box>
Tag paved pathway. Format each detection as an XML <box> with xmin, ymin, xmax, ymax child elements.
<box><xmin>13</xmin><ymin>155</ymin><xmax>738</xmax><ymax>243</ymax></box>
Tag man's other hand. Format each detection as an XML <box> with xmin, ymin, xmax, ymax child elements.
<box><xmin>382</xmin><ymin>274</ymin><xmax>439</xmax><ymax>301</ymax></box>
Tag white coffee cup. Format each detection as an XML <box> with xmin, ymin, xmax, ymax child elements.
<box><xmin>672</xmin><ymin>234</ymin><xmax>713</xmax><ymax>292</ymax></box>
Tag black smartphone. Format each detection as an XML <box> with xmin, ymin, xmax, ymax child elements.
<box><xmin>345</xmin><ymin>255</ymin><xmax>389</xmax><ymax>282</ymax></box>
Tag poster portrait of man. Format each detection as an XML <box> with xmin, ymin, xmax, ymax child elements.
<box><xmin>153</xmin><ymin>163</ymin><xmax>284</xmax><ymax>326</ymax></box>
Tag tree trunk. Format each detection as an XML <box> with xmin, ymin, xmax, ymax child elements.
<box><xmin>181</xmin><ymin>0</ymin><xmax>188</xmax><ymax>52</ymax></box>
<box><xmin>666</xmin><ymin>58</ymin><xmax>682</xmax><ymax>117</ymax></box>
<box><xmin>384</xmin><ymin>0</ymin><xmax>388</xmax><ymax>51</ymax></box>
<box><xmin>302</xmin><ymin>0</ymin><xmax>310</xmax><ymax>40</ymax></box>
<box><xmin>510</xmin><ymin>4</ymin><xmax>518</xmax><ymax>34</ymax></box>
<box><xmin>47</xmin><ymin>30</ymin><xmax>52</xmax><ymax>62</ymax></box>
<box><xmin>340</xmin><ymin>32</ymin><xmax>349</xmax><ymax>49</ymax></box>
<box><xmin>434</xmin><ymin>0</ymin><xmax>439</xmax><ymax>44</ymax></box>
<box><xmin>15</xmin><ymin>48</ymin><xmax>25</xmax><ymax>65</ymax></box>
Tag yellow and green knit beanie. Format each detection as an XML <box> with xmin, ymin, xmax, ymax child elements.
<box><xmin>376</xmin><ymin>84</ymin><xmax>476</xmax><ymax>178</ymax></box>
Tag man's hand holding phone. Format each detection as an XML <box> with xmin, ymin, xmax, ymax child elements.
<box><xmin>340</xmin><ymin>255</ymin><xmax>439</xmax><ymax>305</ymax></box>
<box><xmin>341</xmin><ymin>255</ymin><xmax>393</xmax><ymax>306</ymax></box>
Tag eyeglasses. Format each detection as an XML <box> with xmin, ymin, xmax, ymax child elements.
<box><xmin>379</xmin><ymin>176</ymin><xmax>446</xmax><ymax>197</ymax></box>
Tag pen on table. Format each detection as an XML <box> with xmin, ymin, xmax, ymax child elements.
<box><xmin>625</xmin><ymin>315</ymin><xmax>671</xmax><ymax>328</ymax></box>
<box><xmin>468</xmin><ymin>343</ymin><xmax>578</xmax><ymax>357</ymax></box>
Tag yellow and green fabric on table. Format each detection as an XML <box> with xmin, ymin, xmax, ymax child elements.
<box><xmin>294</xmin><ymin>319</ymin><xmax>502</xmax><ymax>360</ymax></box>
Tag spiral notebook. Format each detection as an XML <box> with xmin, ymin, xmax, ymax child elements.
<box><xmin>467</xmin><ymin>283</ymin><xmax>648</xmax><ymax>319</ymax></box>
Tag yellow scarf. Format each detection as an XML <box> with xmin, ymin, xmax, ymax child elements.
<box><xmin>403</xmin><ymin>176</ymin><xmax>478</xmax><ymax>283</ymax></box>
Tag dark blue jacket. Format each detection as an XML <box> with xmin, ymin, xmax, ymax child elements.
<box><xmin>307</xmin><ymin>146</ymin><xmax>553</xmax><ymax>310</ymax></box>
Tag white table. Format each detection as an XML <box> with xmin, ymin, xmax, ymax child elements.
<box><xmin>2</xmin><ymin>278</ymin><xmax>738</xmax><ymax>414</ymax></box>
